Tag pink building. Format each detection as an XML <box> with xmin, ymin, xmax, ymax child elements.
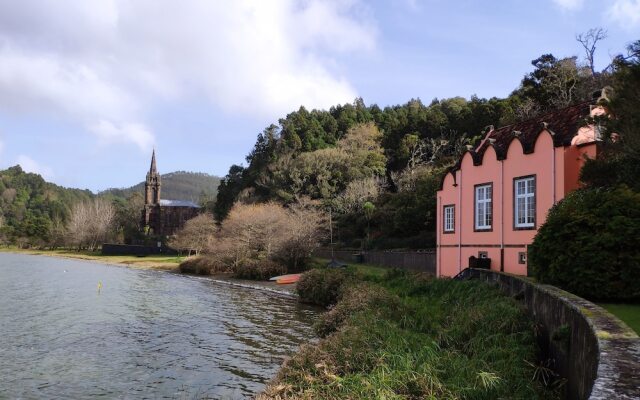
<box><xmin>436</xmin><ymin>97</ymin><xmax>607</xmax><ymax>277</ymax></box>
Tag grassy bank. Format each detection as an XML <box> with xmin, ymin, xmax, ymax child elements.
<box><xmin>0</xmin><ymin>247</ymin><xmax>182</xmax><ymax>271</ymax></box>
<box><xmin>259</xmin><ymin>265</ymin><xmax>559</xmax><ymax>400</ymax></box>
<box><xmin>598</xmin><ymin>303</ymin><xmax>640</xmax><ymax>334</ymax></box>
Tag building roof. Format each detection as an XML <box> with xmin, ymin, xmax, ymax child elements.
<box><xmin>159</xmin><ymin>199</ymin><xmax>200</xmax><ymax>208</ymax></box>
<box><xmin>475</xmin><ymin>100</ymin><xmax>592</xmax><ymax>161</ymax></box>
<box><xmin>453</xmin><ymin>100</ymin><xmax>595</xmax><ymax>170</ymax></box>
<box><xmin>439</xmin><ymin>98</ymin><xmax>599</xmax><ymax>190</ymax></box>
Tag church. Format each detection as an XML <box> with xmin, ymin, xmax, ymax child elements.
<box><xmin>142</xmin><ymin>150</ymin><xmax>200</xmax><ymax>236</ymax></box>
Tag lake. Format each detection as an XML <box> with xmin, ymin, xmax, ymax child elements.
<box><xmin>0</xmin><ymin>253</ymin><xmax>318</xmax><ymax>399</ymax></box>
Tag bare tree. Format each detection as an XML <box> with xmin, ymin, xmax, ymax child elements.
<box><xmin>334</xmin><ymin>177</ymin><xmax>381</xmax><ymax>214</ymax></box>
<box><xmin>66</xmin><ymin>201</ymin><xmax>91</xmax><ymax>249</ymax></box>
<box><xmin>66</xmin><ymin>198</ymin><xmax>116</xmax><ymax>250</ymax></box>
<box><xmin>576</xmin><ymin>28</ymin><xmax>607</xmax><ymax>76</ymax></box>
<box><xmin>515</xmin><ymin>97</ymin><xmax>542</xmax><ymax>120</ymax></box>
<box><xmin>169</xmin><ymin>213</ymin><xmax>217</xmax><ymax>256</ymax></box>
<box><xmin>205</xmin><ymin>201</ymin><xmax>323</xmax><ymax>273</ymax></box>
<box><xmin>276</xmin><ymin>201</ymin><xmax>325</xmax><ymax>270</ymax></box>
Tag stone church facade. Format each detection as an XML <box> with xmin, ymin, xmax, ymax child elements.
<box><xmin>142</xmin><ymin>150</ymin><xmax>200</xmax><ymax>236</ymax></box>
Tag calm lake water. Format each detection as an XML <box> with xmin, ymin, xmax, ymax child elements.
<box><xmin>0</xmin><ymin>253</ymin><xmax>318</xmax><ymax>399</ymax></box>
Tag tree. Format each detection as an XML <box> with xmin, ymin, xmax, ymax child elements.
<box><xmin>275</xmin><ymin>200</ymin><xmax>325</xmax><ymax>270</ymax></box>
<box><xmin>214</xmin><ymin>164</ymin><xmax>246</xmax><ymax>221</ymax></box>
<box><xmin>205</xmin><ymin>202</ymin><xmax>323</xmax><ymax>275</ymax></box>
<box><xmin>334</xmin><ymin>177</ymin><xmax>381</xmax><ymax>214</ymax></box>
<box><xmin>112</xmin><ymin>192</ymin><xmax>145</xmax><ymax>244</ymax></box>
<box><xmin>580</xmin><ymin>41</ymin><xmax>640</xmax><ymax>190</ymax></box>
<box><xmin>66</xmin><ymin>198</ymin><xmax>116</xmax><ymax>250</ymax></box>
<box><xmin>261</xmin><ymin>122</ymin><xmax>387</xmax><ymax>202</ymax></box>
<box><xmin>169</xmin><ymin>213</ymin><xmax>217</xmax><ymax>255</ymax></box>
<box><xmin>576</xmin><ymin>28</ymin><xmax>608</xmax><ymax>76</ymax></box>
<box><xmin>517</xmin><ymin>54</ymin><xmax>588</xmax><ymax>112</ymax></box>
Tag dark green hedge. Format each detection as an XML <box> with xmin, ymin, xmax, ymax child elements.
<box><xmin>530</xmin><ymin>186</ymin><xmax>640</xmax><ymax>302</ymax></box>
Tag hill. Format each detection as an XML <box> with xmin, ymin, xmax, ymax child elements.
<box><xmin>0</xmin><ymin>165</ymin><xmax>94</xmax><ymax>245</ymax></box>
<box><xmin>101</xmin><ymin>171</ymin><xmax>221</xmax><ymax>202</ymax></box>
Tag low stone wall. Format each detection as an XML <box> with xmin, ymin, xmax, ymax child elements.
<box><xmin>313</xmin><ymin>248</ymin><xmax>436</xmax><ymax>274</ymax></box>
<box><xmin>465</xmin><ymin>269</ymin><xmax>640</xmax><ymax>400</ymax></box>
<box><xmin>101</xmin><ymin>243</ymin><xmax>177</xmax><ymax>256</ymax></box>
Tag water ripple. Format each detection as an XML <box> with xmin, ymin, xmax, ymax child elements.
<box><xmin>0</xmin><ymin>253</ymin><xmax>319</xmax><ymax>399</ymax></box>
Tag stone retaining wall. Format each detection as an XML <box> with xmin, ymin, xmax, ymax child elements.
<box><xmin>465</xmin><ymin>269</ymin><xmax>640</xmax><ymax>400</ymax></box>
<box><xmin>313</xmin><ymin>248</ymin><xmax>436</xmax><ymax>274</ymax></box>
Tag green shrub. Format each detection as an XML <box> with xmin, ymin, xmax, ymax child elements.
<box><xmin>530</xmin><ymin>186</ymin><xmax>640</xmax><ymax>302</ymax></box>
<box><xmin>296</xmin><ymin>268</ymin><xmax>353</xmax><ymax>307</ymax></box>
<box><xmin>232</xmin><ymin>259</ymin><xmax>286</xmax><ymax>280</ymax></box>
<box><xmin>178</xmin><ymin>256</ymin><xmax>230</xmax><ymax>275</ymax></box>
<box><xmin>314</xmin><ymin>282</ymin><xmax>403</xmax><ymax>337</ymax></box>
<box><xmin>580</xmin><ymin>151</ymin><xmax>640</xmax><ymax>192</ymax></box>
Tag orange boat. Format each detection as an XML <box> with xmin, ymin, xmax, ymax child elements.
<box><xmin>271</xmin><ymin>273</ymin><xmax>302</xmax><ymax>284</ymax></box>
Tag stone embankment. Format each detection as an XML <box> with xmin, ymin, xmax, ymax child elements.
<box><xmin>463</xmin><ymin>269</ymin><xmax>640</xmax><ymax>400</ymax></box>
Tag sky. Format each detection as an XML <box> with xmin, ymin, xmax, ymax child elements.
<box><xmin>0</xmin><ymin>0</ymin><xmax>638</xmax><ymax>192</ymax></box>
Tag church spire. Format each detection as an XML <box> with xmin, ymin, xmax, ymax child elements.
<box><xmin>150</xmin><ymin>148</ymin><xmax>157</xmax><ymax>174</ymax></box>
<box><xmin>145</xmin><ymin>149</ymin><xmax>161</xmax><ymax>206</ymax></box>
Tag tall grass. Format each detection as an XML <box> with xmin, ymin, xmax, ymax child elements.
<box><xmin>259</xmin><ymin>269</ymin><xmax>559</xmax><ymax>400</ymax></box>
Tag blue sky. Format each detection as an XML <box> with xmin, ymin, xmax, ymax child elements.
<box><xmin>0</xmin><ymin>0</ymin><xmax>638</xmax><ymax>192</ymax></box>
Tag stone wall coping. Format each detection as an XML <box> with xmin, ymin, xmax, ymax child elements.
<box><xmin>467</xmin><ymin>269</ymin><xmax>640</xmax><ymax>400</ymax></box>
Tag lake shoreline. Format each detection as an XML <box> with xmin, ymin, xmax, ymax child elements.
<box><xmin>0</xmin><ymin>247</ymin><xmax>180</xmax><ymax>271</ymax></box>
<box><xmin>0</xmin><ymin>247</ymin><xmax>298</xmax><ymax>297</ymax></box>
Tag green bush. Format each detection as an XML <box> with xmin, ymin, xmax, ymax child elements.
<box><xmin>296</xmin><ymin>268</ymin><xmax>353</xmax><ymax>307</ymax></box>
<box><xmin>580</xmin><ymin>150</ymin><xmax>640</xmax><ymax>192</ymax></box>
<box><xmin>178</xmin><ymin>256</ymin><xmax>231</xmax><ymax>275</ymax></box>
<box><xmin>530</xmin><ymin>186</ymin><xmax>640</xmax><ymax>302</ymax></box>
<box><xmin>232</xmin><ymin>259</ymin><xmax>286</xmax><ymax>280</ymax></box>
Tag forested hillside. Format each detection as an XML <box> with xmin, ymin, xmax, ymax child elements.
<box><xmin>215</xmin><ymin>35</ymin><xmax>637</xmax><ymax>249</ymax></box>
<box><xmin>0</xmin><ymin>168</ymin><xmax>220</xmax><ymax>247</ymax></box>
<box><xmin>101</xmin><ymin>171</ymin><xmax>220</xmax><ymax>202</ymax></box>
<box><xmin>0</xmin><ymin>165</ymin><xmax>93</xmax><ymax>246</ymax></box>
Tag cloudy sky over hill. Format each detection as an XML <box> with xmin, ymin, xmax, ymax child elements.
<box><xmin>0</xmin><ymin>0</ymin><xmax>638</xmax><ymax>191</ymax></box>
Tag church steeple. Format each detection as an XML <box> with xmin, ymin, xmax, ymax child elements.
<box><xmin>145</xmin><ymin>149</ymin><xmax>161</xmax><ymax>205</ymax></box>
<box><xmin>150</xmin><ymin>148</ymin><xmax>157</xmax><ymax>175</ymax></box>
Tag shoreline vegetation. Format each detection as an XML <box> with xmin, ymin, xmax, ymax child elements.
<box><xmin>0</xmin><ymin>247</ymin><xmax>182</xmax><ymax>271</ymax></box>
<box><xmin>258</xmin><ymin>264</ymin><xmax>560</xmax><ymax>399</ymax></box>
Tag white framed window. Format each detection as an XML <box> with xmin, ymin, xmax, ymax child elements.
<box><xmin>475</xmin><ymin>183</ymin><xmax>492</xmax><ymax>231</ymax></box>
<box><xmin>443</xmin><ymin>205</ymin><xmax>455</xmax><ymax>233</ymax></box>
<box><xmin>514</xmin><ymin>176</ymin><xmax>536</xmax><ymax>229</ymax></box>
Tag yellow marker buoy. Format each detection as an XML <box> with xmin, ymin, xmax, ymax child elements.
<box><xmin>97</xmin><ymin>281</ymin><xmax>103</xmax><ymax>295</ymax></box>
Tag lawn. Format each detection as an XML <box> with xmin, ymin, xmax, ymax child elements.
<box><xmin>0</xmin><ymin>247</ymin><xmax>183</xmax><ymax>271</ymax></box>
<box><xmin>598</xmin><ymin>303</ymin><xmax>640</xmax><ymax>335</ymax></box>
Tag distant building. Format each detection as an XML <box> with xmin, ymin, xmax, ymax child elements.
<box><xmin>142</xmin><ymin>150</ymin><xmax>200</xmax><ymax>236</ymax></box>
<box><xmin>436</xmin><ymin>92</ymin><xmax>609</xmax><ymax>277</ymax></box>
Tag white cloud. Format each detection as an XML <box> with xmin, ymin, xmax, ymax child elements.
<box><xmin>607</xmin><ymin>0</ymin><xmax>640</xmax><ymax>28</ymax></box>
<box><xmin>89</xmin><ymin>120</ymin><xmax>154</xmax><ymax>151</ymax></box>
<box><xmin>17</xmin><ymin>155</ymin><xmax>54</xmax><ymax>179</ymax></box>
<box><xmin>552</xmin><ymin>0</ymin><xmax>585</xmax><ymax>10</ymax></box>
<box><xmin>0</xmin><ymin>1</ymin><xmax>376</xmax><ymax>150</ymax></box>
